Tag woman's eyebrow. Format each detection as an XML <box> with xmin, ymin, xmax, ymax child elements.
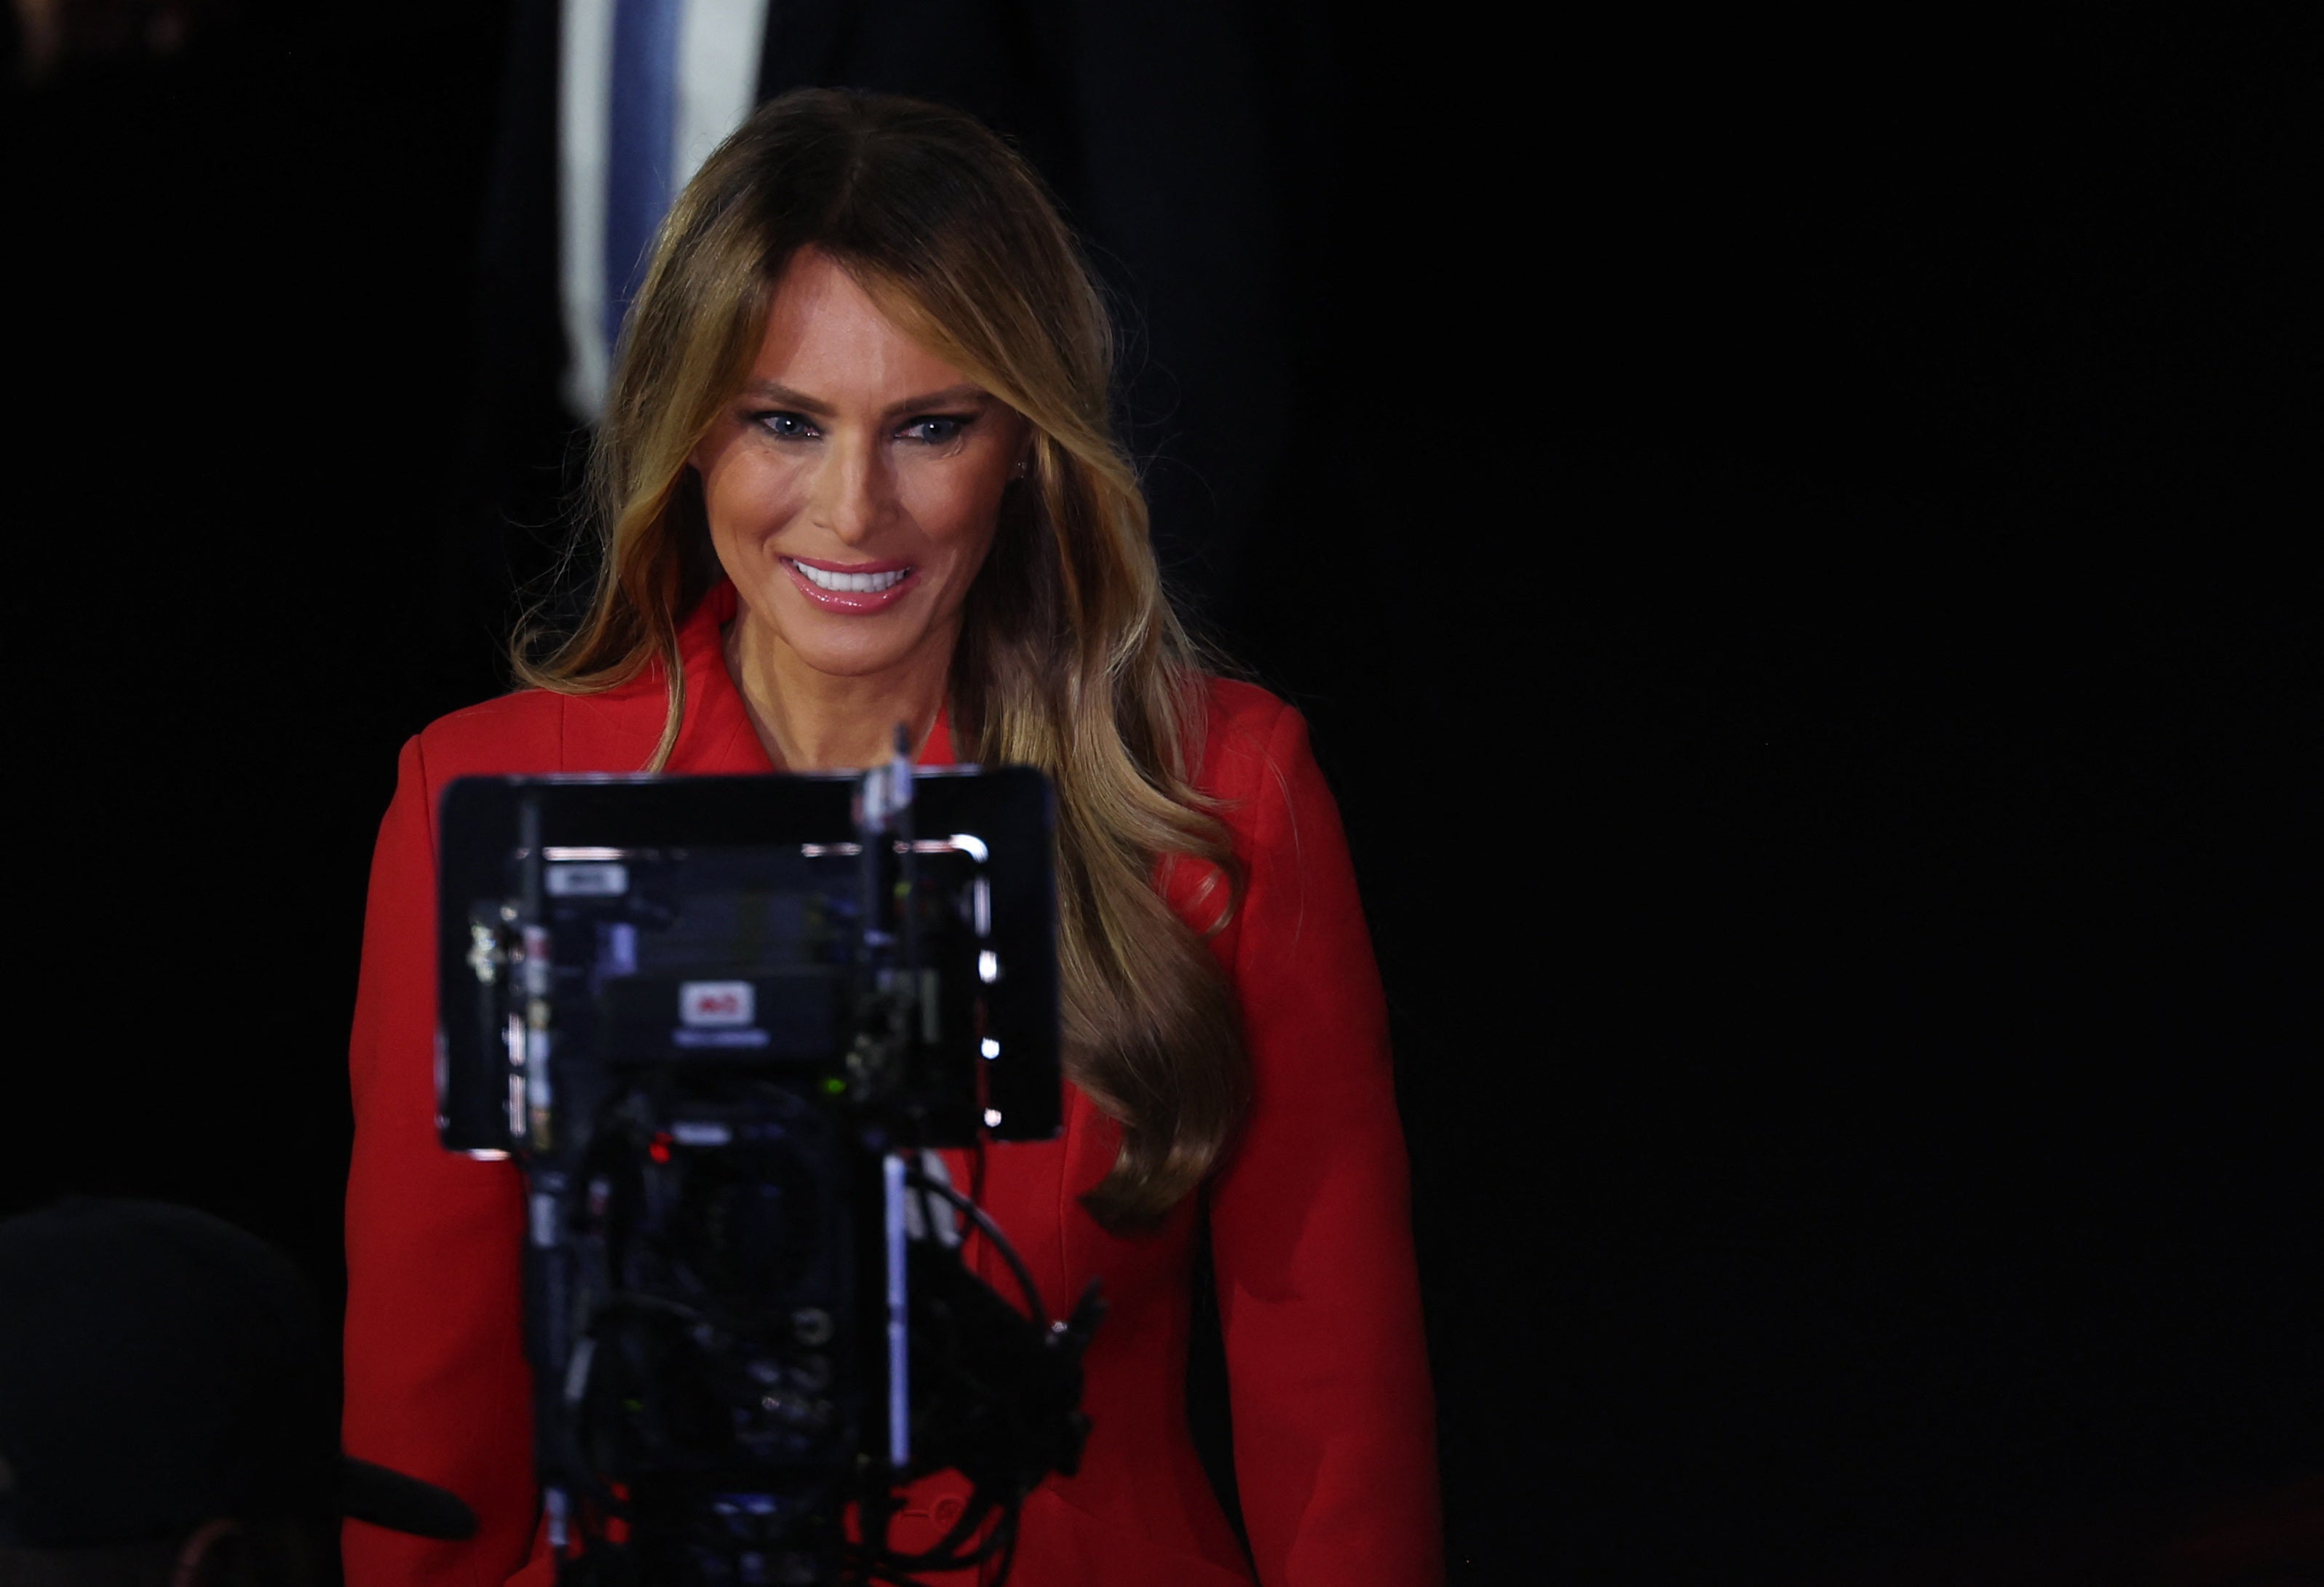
<box><xmin>738</xmin><ymin>381</ymin><xmax>990</xmax><ymax>418</ymax></box>
<box><xmin>739</xmin><ymin>379</ymin><xmax>835</xmax><ymax>416</ymax></box>
<box><xmin>885</xmin><ymin>384</ymin><xmax>990</xmax><ymax>415</ymax></box>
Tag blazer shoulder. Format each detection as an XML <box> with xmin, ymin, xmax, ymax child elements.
<box><xmin>1202</xmin><ymin>673</ymin><xmax>1289</xmax><ymax>730</ymax></box>
<box><xmin>411</xmin><ymin>689</ymin><xmax>571</xmax><ymax>782</ymax></box>
<box><xmin>408</xmin><ymin>678</ymin><xmax>666</xmax><ymax>791</ymax></box>
<box><xmin>1192</xmin><ymin>675</ymin><xmax>1303</xmax><ymax>804</ymax></box>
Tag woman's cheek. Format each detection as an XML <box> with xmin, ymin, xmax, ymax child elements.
<box><xmin>721</xmin><ymin>456</ymin><xmax>804</xmax><ymax>540</ymax></box>
<box><xmin>906</xmin><ymin>467</ymin><xmax>1004</xmax><ymax>546</ymax></box>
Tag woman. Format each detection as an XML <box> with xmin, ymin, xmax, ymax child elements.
<box><xmin>343</xmin><ymin>90</ymin><xmax>1438</xmax><ymax>1586</ymax></box>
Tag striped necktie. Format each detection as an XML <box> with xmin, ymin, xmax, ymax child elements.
<box><xmin>604</xmin><ymin>0</ymin><xmax>683</xmax><ymax>365</ymax></box>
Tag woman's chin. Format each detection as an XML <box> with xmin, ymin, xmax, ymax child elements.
<box><xmin>776</xmin><ymin>621</ymin><xmax>944</xmax><ymax>683</ymax></box>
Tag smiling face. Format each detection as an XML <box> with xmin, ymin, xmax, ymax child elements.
<box><xmin>691</xmin><ymin>248</ymin><xmax>1031</xmax><ymax>689</ymax></box>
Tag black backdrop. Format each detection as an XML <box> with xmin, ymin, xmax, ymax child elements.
<box><xmin>4</xmin><ymin>9</ymin><xmax>2317</xmax><ymax>1583</ymax></box>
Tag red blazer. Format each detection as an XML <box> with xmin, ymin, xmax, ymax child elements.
<box><xmin>343</xmin><ymin>582</ymin><xmax>1442</xmax><ymax>1586</ymax></box>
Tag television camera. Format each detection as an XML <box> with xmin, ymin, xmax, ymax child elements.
<box><xmin>435</xmin><ymin>735</ymin><xmax>1098</xmax><ymax>1586</ymax></box>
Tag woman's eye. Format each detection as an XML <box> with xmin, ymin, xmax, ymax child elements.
<box><xmin>900</xmin><ymin>416</ymin><xmax>966</xmax><ymax>446</ymax></box>
<box><xmin>757</xmin><ymin>411</ymin><xmax>819</xmax><ymax>440</ymax></box>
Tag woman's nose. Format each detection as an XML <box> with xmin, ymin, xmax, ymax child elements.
<box><xmin>812</xmin><ymin>437</ymin><xmax>892</xmax><ymax>545</ymax></box>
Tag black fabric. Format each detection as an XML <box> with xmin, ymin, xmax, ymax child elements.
<box><xmin>0</xmin><ymin>1200</ymin><xmax>474</xmax><ymax>1548</ymax></box>
<box><xmin>451</xmin><ymin>0</ymin><xmax>577</xmax><ymax>679</ymax></box>
<box><xmin>338</xmin><ymin>1458</ymin><xmax>480</xmax><ymax>1543</ymax></box>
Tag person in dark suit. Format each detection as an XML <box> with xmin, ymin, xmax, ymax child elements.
<box><xmin>451</xmin><ymin>0</ymin><xmax>1320</xmax><ymax>681</ymax></box>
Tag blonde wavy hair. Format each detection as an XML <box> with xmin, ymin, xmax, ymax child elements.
<box><xmin>515</xmin><ymin>89</ymin><xmax>1248</xmax><ymax>1229</ymax></box>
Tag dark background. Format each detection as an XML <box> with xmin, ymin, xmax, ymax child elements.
<box><xmin>4</xmin><ymin>8</ymin><xmax>2317</xmax><ymax>1583</ymax></box>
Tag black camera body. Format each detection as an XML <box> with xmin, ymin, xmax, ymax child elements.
<box><xmin>436</xmin><ymin>760</ymin><xmax>1093</xmax><ymax>1586</ymax></box>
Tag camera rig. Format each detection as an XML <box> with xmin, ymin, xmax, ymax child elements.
<box><xmin>436</xmin><ymin>737</ymin><xmax>1098</xmax><ymax>1586</ymax></box>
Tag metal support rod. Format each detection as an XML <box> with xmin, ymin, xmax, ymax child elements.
<box><xmin>882</xmin><ymin>1149</ymin><xmax>911</xmax><ymax>1468</ymax></box>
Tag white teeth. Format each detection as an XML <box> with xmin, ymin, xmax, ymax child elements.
<box><xmin>793</xmin><ymin>561</ymin><xmax>906</xmax><ymax>593</ymax></box>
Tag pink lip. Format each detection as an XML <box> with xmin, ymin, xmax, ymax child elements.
<box><xmin>780</xmin><ymin>555</ymin><xmax>918</xmax><ymax>614</ymax></box>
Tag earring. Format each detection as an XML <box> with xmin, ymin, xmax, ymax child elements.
<box><xmin>1010</xmin><ymin>459</ymin><xmax>1029</xmax><ymax>480</ymax></box>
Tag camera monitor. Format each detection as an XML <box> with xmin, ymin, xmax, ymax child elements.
<box><xmin>437</xmin><ymin>765</ymin><xmax>1059</xmax><ymax>1155</ymax></box>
